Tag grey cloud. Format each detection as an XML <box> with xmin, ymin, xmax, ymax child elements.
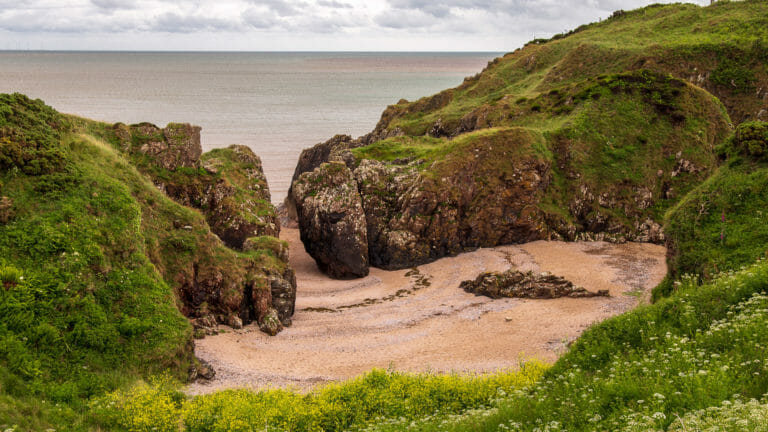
<box><xmin>91</xmin><ymin>0</ymin><xmax>138</xmax><ymax>11</ymax></box>
<box><xmin>153</xmin><ymin>11</ymin><xmax>242</xmax><ymax>33</ymax></box>
<box><xmin>375</xmin><ymin>9</ymin><xmax>438</xmax><ymax>30</ymax></box>
<box><xmin>241</xmin><ymin>7</ymin><xmax>279</xmax><ymax>29</ymax></box>
<box><xmin>246</xmin><ymin>0</ymin><xmax>306</xmax><ymax>17</ymax></box>
<box><xmin>316</xmin><ymin>0</ymin><xmax>352</xmax><ymax>8</ymax></box>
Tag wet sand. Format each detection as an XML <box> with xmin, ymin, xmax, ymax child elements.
<box><xmin>187</xmin><ymin>228</ymin><xmax>666</xmax><ymax>394</ymax></box>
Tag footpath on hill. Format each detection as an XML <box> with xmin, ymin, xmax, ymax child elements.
<box><xmin>188</xmin><ymin>229</ymin><xmax>666</xmax><ymax>394</ymax></box>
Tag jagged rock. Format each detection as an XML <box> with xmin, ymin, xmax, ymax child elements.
<box><xmin>270</xmin><ymin>269</ymin><xmax>296</xmax><ymax>326</ymax></box>
<box><xmin>460</xmin><ymin>269</ymin><xmax>609</xmax><ymax>299</ymax></box>
<box><xmin>0</xmin><ymin>196</ymin><xmax>13</xmax><ymax>223</ymax></box>
<box><xmin>114</xmin><ymin>123</ymin><xmax>280</xmax><ymax>250</ymax></box>
<box><xmin>292</xmin><ymin>162</ymin><xmax>369</xmax><ymax>278</ymax></box>
<box><xmin>290</xmin><ymin>134</ymin><xmax>357</xmax><ymax>185</ymax></box>
<box><xmin>188</xmin><ymin>358</ymin><xmax>216</xmax><ymax>381</ymax></box>
<box><xmin>166</xmin><ymin>145</ymin><xmax>279</xmax><ymax>250</ymax></box>
<box><xmin>258</xmin><ymin>307</ymin><xmax>283</xmax><ymax>336</ymax></box>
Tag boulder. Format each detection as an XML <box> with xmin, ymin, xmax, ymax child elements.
<box><xmin>258</xmin><ymin>307</ymin><xmax>283</xmax><ymax>336</ymax></box>
<box><xmin>292</xmin><ymin>162</ymin><xmax>369</xmax><ymax>279</ymax></box>
<box><xmin>188</xmin><ymin>358</ymin><xmax>216</xmax><ymax>381</ymax></box>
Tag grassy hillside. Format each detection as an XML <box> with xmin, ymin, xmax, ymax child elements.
<box><xmin>0</xmin><ymin>93</ymin><xmax>192</xmax><ymax>429</ymax></box>
<box><xmin>372</xmin><ymin>0</ymin><xmax>766</xmax><ymax>139</ymax></box>
<box><xmin>337</xmin><ymin>1</ymin><xmax>767</xmax><ymax>251</ymax></box>
<box><xmin>0</xmin><ymin>94</ymin><xmax>290</xmax><ymax>430</ymax></box>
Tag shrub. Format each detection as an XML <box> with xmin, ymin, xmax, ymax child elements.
<box><xmin>734</xmin><ymin>121</ymin><xmax>768</xmax><ymax>160</ymax></box>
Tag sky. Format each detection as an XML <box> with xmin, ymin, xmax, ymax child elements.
<box><xmin>0</xmin><ymin>0</ymin><xmax>711</xmax><ymax>52</ymax></box>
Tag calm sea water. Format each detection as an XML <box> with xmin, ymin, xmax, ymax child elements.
<box><xmin>0</xmin><ymin>51</ymin><xmax>501</xmax><ymax>202</ymax></box>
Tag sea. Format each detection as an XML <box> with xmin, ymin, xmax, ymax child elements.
<box><xmin>0</xmin><ymin>51</ymin><xmax>501</xmax><ymax>203</ymax></box>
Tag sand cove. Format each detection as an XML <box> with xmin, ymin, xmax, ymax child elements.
<box><xmin>188</xmin><ymin>228</ymin><xmax>666</xmax><ymax>394</ymax></box>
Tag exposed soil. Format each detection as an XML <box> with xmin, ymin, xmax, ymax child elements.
<box><xmin>187</xmin><ymin>229</ymin><xmax>666</xmax><ymax>394</ymax></box>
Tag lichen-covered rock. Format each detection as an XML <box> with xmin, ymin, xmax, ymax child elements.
<box><xmin>113</xmin><ymin>123</ymin><xmax>280</xmax><ymax>250</ymax></box>
<box><xmin>292</xmin><ymin>161</ymin><xmax>369</xmax><ymax>278</ymax></box>
<box><xmin>188</xmin><ymin>358</ymin><xmax>216</xmax><ymax>381</ymax></box>
<box><xmin>461</xmin><ymin>269</ymin><xmax>609</xmax><ymax>299</ymax></box>
<box><xmin>270</xmin><ymin>268</ymin><xmax>297</xmax><ymax>326</ymax></box>
<box><xmin>350</xmin><ymin>141</ymin><xmax>551</xmax><ymax>269</ymax></box>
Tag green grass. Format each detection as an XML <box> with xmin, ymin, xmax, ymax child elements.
<box><xmin>369</xmin><ymin>1</ymin><xmax>765</xmax><ymax>146</ymax></box>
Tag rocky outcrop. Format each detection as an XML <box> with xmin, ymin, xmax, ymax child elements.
<box><xmin>461</xmin><ymin>269</ymin><xmax>609</xmax><ymax>299</ymax></box>
<box><xmin>353</xmin><ymin>133</ymin><xmax>551</xmax><ymax>269</ymax></box>
<box><xmin>114</xmin><ymin>123</ymin><xmax>280</xmax><ymax>250</ymax></box>
<box><xmin>115</xmin><ymin>122</ymin><xmax>202</xmax><ymax>171</ymax></box>
<box><xmin>289</xmin><ymin>71</ymin><xmax>730</xmax><ymax>278</ymax></box>
<box><xmin>292</xmin><ymin>162</ymin><xmax>369</xmax><ymax>278</ymax></box>
<box><xmin>109</xmin><ymin>122</ymin><xmax>295</xmax><ymax>335</ymax></box>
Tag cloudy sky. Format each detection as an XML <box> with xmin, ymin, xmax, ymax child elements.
<box><xmin>1</xmin><ymin>0</ymin><xmax>710</xmax><ymax>51</ymax></box>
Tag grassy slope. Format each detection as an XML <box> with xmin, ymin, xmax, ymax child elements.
<box><xmin>663</xmin><ymin>121</ymin><xmax>768</xmax><ymax>282</ymax></box>
<box><xmin>0</xmin><ymin>94</ymin><xmax>192</xmax><ymax>430</ymax></box>
<box><xmin>0</xmin><ymin>94</ymin><xmax>287</xmax><ymax>430</ymax></box>
<box><xmin>377</xmin><ymin>0</ymin><xmax>766</xmax><ymax>137</ymax></box>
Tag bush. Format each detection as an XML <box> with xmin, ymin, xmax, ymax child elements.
<box><xmin>734</xmin><ymin>121</ymin><xmax>768</xmax><ymax>159</ymax></box>
<box><xmin>0</xmin><ymin>93</ymin><xmax>69</xmax><ymax>175</ymax></box>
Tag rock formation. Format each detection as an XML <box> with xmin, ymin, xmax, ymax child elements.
<box><xmin>289</xmin><ymin>69</ymin><xmax>732</xmax><ymax>279</ymax></box>
<box><xmin>460</xmin><ymin>269</ymin><xmax>609</xmax><ymax>299</ymax></box>
<box><xmin>110</xmin><ymin>122</ymin><xmax>295</xmax><ymax>334</ymax></box>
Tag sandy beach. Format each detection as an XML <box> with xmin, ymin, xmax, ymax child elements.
<box><xmin>188</xmin><ymin>228</ymin><xmax>666</xmax><ymax>394</ymax></box>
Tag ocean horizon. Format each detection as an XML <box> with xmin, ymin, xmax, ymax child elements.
<box><xmin>0</xmin><ymin>51</ymin><xmax>501</xmax><ymax>202</ymax></box>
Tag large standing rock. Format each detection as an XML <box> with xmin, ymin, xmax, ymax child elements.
<box><xmin>292</xmin><ymin>161</ymin><xmax>369</xmax><ymax>278</ymax></box>
<box><xmin>197</xmin><ymin>145</ymin><xmax>279</xmax><ymax>249</ymax></box>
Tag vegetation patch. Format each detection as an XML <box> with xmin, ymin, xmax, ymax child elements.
<box><xmin>90</xmin><ymin>362</ymin><xmax>547</xmax><ymax>432</ymax></box>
